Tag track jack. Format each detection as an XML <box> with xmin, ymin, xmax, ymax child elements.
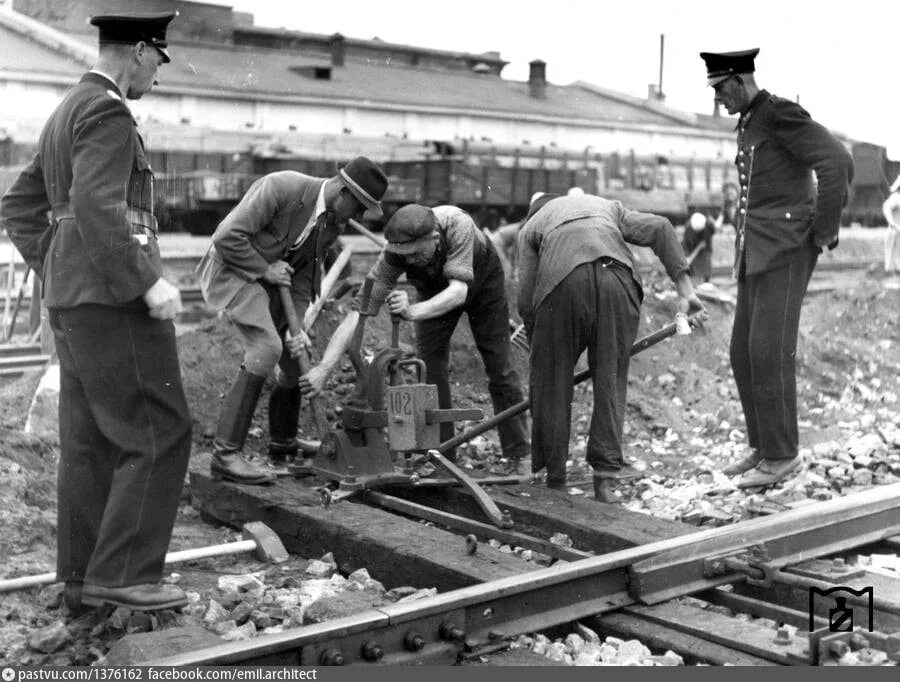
<box><xmin>290</xmin><ymin>278</ymin><xmax>513</xmax><ymax>528</ymax></box>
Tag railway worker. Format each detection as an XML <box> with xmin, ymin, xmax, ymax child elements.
<box><xmin>883</xmin><ymin>175</ymin><xmax>900</xmax><ymax>274</ymax></box>
<box><xmin>682</xmin><ymin>209</ymin><xmax>715</xmax><ymax>283</ymax></box>
<box><xmin>699</xmin><ymin>48</ymin><xmax>854</xmax><ymax>488</ymax></box>
<box><xmin>196</xmin><ymin>158</ymin><xmax>389</xmax><ymax>484</ymax></box>
<box><xmin>301</xmin><ymin>203</ymin><xmax>531</xmax><ymax>472</ymax></box>
<box><xmin>517</xmin><ymin>193</ymin><xmax>706</xmax><ymax>502</ymax></box>
<box><xmin>0</xmin><ymin>12</ymin><xmax>191</xmax><ymax>612</ymax></box>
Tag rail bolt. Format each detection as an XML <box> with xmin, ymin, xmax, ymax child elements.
<box><xmin>439</xmin><ymin>620</ymin><xmax>466</xmax><ymax>642</ymax></box>
<box><xmin>319</xmin><ymin>648</ymin><xmax>347</xmax><ymax>666</ymax></box>
<box><xmin>403</xmin><ymin>631</ymin><xmax>426</xmax><ymax>652</ymax></box>
<box><xmin>361</xmin><ymin>640</ymin><xmax>384</xmax><ymax>662</ymax></box>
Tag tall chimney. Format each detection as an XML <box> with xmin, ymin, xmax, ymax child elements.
<box><xmin>329</xmin><ymin>33</ymin><xmax>345</xmax><ymax>67</ymax></box>
<box><xmin>528</xmin><ymin>59</ymin><xmax>547</xmax><ymax>99</ymax></box>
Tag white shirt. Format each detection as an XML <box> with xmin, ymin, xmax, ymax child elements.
<box><xmin>292</xmin><ymin>182</ymin><xmax>327</xmax><ymax>249</ymax></box>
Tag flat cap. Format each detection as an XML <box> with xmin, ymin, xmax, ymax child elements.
<box><xmin>90</xmin><ymin>11</ymin><xmax>176</xmax><ymax>63</ymax></box>
<box><xmin>700</xmin><ymin>48</ymin><xmax>759</xmax><ymax>87</ymax></box>
<box><xmin>383</xmin><ymin>204</ymin><xmax>437</xmax><ymax>255</ymax></box>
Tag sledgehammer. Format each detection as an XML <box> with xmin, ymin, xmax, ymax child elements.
<box><xmin>0</xmin><ymin>521</ymin><xmax>289</xmax><ymax>594</ymax></box>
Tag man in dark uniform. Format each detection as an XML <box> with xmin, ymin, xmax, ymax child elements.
<box><xmin>699</xmin><ymin>49</ymin><xmax>854</xmax><ymax>488</ymax></box>
<box><xmin>0</xmin><ymin>12</ymin><xmax>191</xmax><ymax>611</ymax></box>
<box><xmin>302</xmin><ymin>204</ymin><xmax>530</xmax><ymax>471</ymax></box>
<box><xmin>196</xmin><ymin>158</ymin><xmax>388</xmax><ymax>482</ymax></box>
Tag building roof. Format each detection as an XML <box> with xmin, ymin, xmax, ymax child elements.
<box><xmin>0</xmin><ymin>7</ymin><xmax>728</xmax><ymax>135</ymax></box>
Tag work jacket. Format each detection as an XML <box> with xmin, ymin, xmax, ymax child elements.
<box><xmin>197</xmin><ymin>171</ymin><xmax>336</xmax><ymax>314</ymax></box>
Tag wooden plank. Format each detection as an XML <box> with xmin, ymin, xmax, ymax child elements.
<box><xmin>595</xmin><ymin>611</ymin><xmax>776</xmax><ymax>666</ymax></box>
<box><xmin>388</xmin><ymin>482</ymin><xmax>694</xmax><ymax>555</ymax></box>
<box><xmin>190</xmin><ymin>472</ymin><xmax>534</xmax><ymax>592</ymax></box>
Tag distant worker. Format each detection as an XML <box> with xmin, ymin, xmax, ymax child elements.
<box><xmin>302</xmin><ymin>204</ymin><xmax>530</xmax><ymax>472</ymax></box>
<box><xmin>699</xmin><ymin>48</ymin><xmax>854</xmax><ymax>487</ymax></box>
<box><xmin>883</xmin><ymin>175</ymin><xmax>900</xmax><ymax>274</ymax></box>
<box><xmin>715</xmin><ymin>181</ymin><xmax>739</xmax><ymax>234</ymax></box>
<box><xmin>517</xmin><ymin>193</ymin><xmax>706</xmax><ymax>502</ymax></box>
<box><xmin>0</xmin><ymin>12</ymin><xmax>191</xmax><ymax>612</ymax></box>
<box><xmin>682</xmin><ymin>209</ymin><xmax>715</xmax><ymax>283</ymax></box>
<box><xmin>196</xmin><ymin>157</ymin><xmax>388</xmax><ymax>484</ymax></box>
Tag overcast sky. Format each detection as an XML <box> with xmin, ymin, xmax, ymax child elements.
<box><xmin>226</xmin><ymin>0</ymin><xmax>900</xmax><ymax>160</ymax></box>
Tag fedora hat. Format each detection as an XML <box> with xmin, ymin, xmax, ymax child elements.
<box><xmin>339</xmin><ymin>157</ymin><xmax>388</xmax><ymax>218</ymax></box>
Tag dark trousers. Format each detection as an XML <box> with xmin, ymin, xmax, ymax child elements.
<box><xmin>415</xmin><ymin>264</ymin><xmax>529</xmax><ymax>459</ymax></box>
<box><xmin>530</xmin><ymin>260</ymin><xmax>641</xmax><ymax>485</ymax></box>
<box><xmin>730</xmin><ymin>248</ymin><xmax>817</xmax><ymax>460</ymax></box>
<box><xmin>51</xmin><ymin>304</ymin><xmax>192</xmax><ymax>587</ymax></box>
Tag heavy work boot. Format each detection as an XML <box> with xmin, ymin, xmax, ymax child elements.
<box><xmin>210</xmin><ymin>369</ymin><xmax>276</xmax><ymax>485</ymax></box>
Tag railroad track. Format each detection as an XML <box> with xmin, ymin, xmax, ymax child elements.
<box><xmin>140</xmin><ymin>474</ymin><xmax>900</xmax><ymax>667</ymax></box>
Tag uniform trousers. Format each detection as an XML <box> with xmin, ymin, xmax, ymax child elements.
<box><xmin>730</xmin><ymin>247</ymin><xmax>817</xmax><ymax>460</ymax></box>
<box><xmin>51</xmin><ymin>304</ymin><xmax>192</xmax><ymax>587</ymax></box>
<box><xmin>530</xmin><ymin>259</ymin><xmax>641</xmax><ymax>486</ymax></box>
<box><xmin>415</xmin><ymin>256</ymin><xmax>529</xmax><ymax>459</ymax></box>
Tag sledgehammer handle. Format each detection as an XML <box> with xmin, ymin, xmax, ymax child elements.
<box><xmin>279</xmin><ymin>286</ymin><xmax>329</xmax><ymax>436</ymax></box>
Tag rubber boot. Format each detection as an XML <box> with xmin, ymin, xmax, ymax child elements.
<box><xmin>210</xmin><ymin>369</ymin><xmax>276</xmax><ymax>485</ymax></box>
<box><xmin>268</xmin><ymin>385</ymin><xmax>302</xmax><ymax>464</ymax></box>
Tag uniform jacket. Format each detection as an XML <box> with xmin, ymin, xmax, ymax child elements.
<box><xmin>735</xmin><ymin>90</ymin><xmax>854</xmax><ymax>276</ymax></box>
<box><xmin>0</xmin><ymin>72</ymin><xmax>161</xmax><ymax>308</ymax></box>
<box><xmin>196</xmin><ymin>171</ymin><xmax>335</xmax><ymax>313</ymax></box>
<box><xmin>516</xmin><ymin>194</ymin><xmax>688</xmax><ymax>330</ymax></box>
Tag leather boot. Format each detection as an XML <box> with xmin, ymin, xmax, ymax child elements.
<box><xmin>593</xmin><ymin>476</ymin><xmax>617</xmax><ymax>504</ymax></box>
<box><xmin>268</xmin><ymin>385</ymin><xmax>302</xmax><ymax>463</ymax></box>
<box><xmin>210</xmin><ymin>369</ymin><xmax>276</xmax><ymax>485</ymax></box>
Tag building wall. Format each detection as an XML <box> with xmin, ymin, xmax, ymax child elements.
<box><xmin>0</xmin><ymin>74</ymin><xmax>734</xmax><ymax>162</ymax></box>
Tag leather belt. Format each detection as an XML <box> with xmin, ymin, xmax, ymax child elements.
<box><xmin>51</xmin><ymin>204</ymin><xmax>158</xmax><ymax>236</ymax></box>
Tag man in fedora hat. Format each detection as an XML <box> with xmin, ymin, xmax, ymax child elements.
<box><xmin>301</xmin><ymin>203</ymin><xmax>530</xmax><ymax>471</ymax></box>
<box><xmin>699</xmin><ymin>48</ymin><xmax>853</xmax><ymax>488</ymax></box>
<box><xmin>196</xmin><ymin>158</ymin><xmax>388</xmax><ymax>483</ymax></box>
<box><xmin>0</xmin><ymin>12</ymin><xmax>191</xmax><ymax>612</ymax></box>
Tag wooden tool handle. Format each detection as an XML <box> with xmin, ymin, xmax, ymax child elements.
<box><xmin>279</xmin><ymin>286</ymin><xmax>329</xmax><ymax>436</ymax></box>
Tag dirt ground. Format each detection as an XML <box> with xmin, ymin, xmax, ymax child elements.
<box><xmin>1</xmin><ymin>252</ymin><xmax>898</xmax><ymax>665</ymax></box>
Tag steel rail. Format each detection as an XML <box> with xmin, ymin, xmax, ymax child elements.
<box><xmin>144</xmin><ymin>482</ymin><xmax>900</xmax><ymax>667</ymax></box>
<box><xmin>631</xmin><ymin>480</ymin><xmax>900</xmax><ymax>604</ymax></box>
